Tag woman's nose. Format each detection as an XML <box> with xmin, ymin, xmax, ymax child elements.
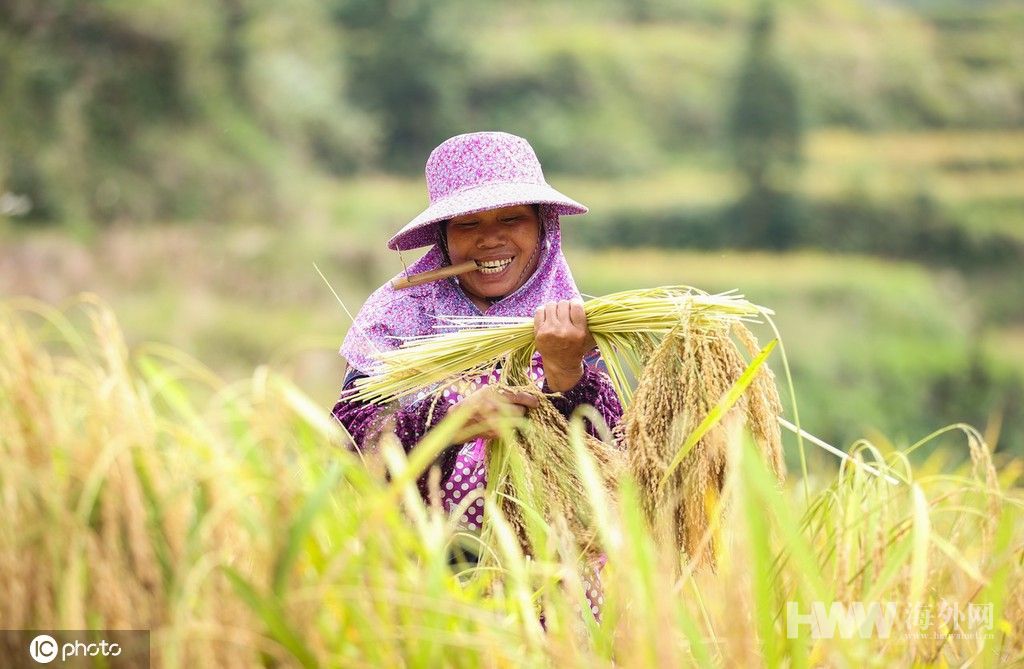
<box><xmin>476</xmin><ymin>223</ymin><xmax>506</xmax><ymax>247</ymax></box>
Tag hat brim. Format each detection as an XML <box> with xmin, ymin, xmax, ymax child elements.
<box><xmin>387</xmin><ymin>182</ymin><xmax>587</xmax><ymax>251</ymax></box>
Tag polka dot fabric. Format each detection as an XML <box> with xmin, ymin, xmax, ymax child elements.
<box><xmin>438</xmin><ymin>357</ymin><xmax>545</xmax><ymax>530</ymax></box>
<box><xmin>581</xmin><ymin>556</ymin><xmax>607</xmax><ymax>623</ymax></box>
<box><xmin>334</xmin><ymin>353</ymin><xmax>615</xmax><ymax>621</ymax></box>
<box><xmin>432</xmin><ymin>355</ymin><xmax>609</xmax><ymax>621</ymax></box>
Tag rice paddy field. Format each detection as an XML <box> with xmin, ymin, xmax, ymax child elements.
<box><xmin>2</xmin><ymin>291</ymin><xmax>1022</xmax><ymax>667</ymax></box>
<box><xmin>4</xmin><ymin>0</ymin><xmax>1024</xmax><ymax>664</ymax></box>
<box><xmin>2</xmin><ymin>127</ymin><xmax>1023</xmax><ymax>668</ymax></box>
<box><xmin>4</xmin><ymin>127</ymin><xmax>1023</xmax><ymax>457</ymax></box>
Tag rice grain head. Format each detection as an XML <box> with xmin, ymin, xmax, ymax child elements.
<box><xmin>625</xmin><ymin>320</ymin><xmax>785</xmax><ymax>570</ymax></box>
<box><xmin>483</xmin><ymin>386</ymin><xmax>624</xmax><ymax>564</ymax></box>
<box><xmin>966</xmin><ymin>429</ymin><xmax>1001</xmax><ymax>552</ymax></box>
<box><xmin>731</xmin><ymin>323</ymin><xmax>785</xmax><ymax>479</ymax></box>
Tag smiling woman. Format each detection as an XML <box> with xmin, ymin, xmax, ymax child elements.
<box><xmin>334</xmin><ymin>129</ymin><xmax>622</xmax><ymax>438</ymax></box>
<box><xmin>329</xmin><ymin>131</ymin><xmax>623</xmax><ymax>618</ymax></box>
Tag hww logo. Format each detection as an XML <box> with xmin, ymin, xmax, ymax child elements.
<box><xmin>786</xmin><ymin>601</ymin><xmax>900</xmax><ymax>639</ymax></box>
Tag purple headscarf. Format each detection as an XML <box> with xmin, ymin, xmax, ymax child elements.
<box><xmin>339</xmin><ymin>205</ymin><xmax>580</xmax><ymax>376</ymax></box>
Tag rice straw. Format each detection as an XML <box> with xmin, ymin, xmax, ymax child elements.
<box><xmin>348</xmin><ymin>286</ymin><xmax>771</xmax><ymax>407</ymax></box>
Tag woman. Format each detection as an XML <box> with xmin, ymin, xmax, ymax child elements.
<box><xmin>332</xmin><ymin>131</ymin><xmax>621</xmax><ymax>618</ymax></box>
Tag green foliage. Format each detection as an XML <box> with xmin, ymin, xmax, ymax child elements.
<box><xmin>0</xmin><ymin>0</ymin><xmax>369</xmax><ymax>224</ymax></box>
<box><xmin>728</xmin><ymin>2</ymin><xmax>803</xmax><ymax>191</ymax></box>
<box><xmin>728</xmin><ymin>185</ymin><xmax>807</xmax><ymax>251</ymax></box>
<box><xmin>810</xmin><ymin>188</ymin><xmax>1024</xmax><ymax>268</ymax></box>
<box><xmin>3</xmin><ymin>0</ymin><xmax>1023</xmax><ymax>224</ymax></box>
<box><xmin>332</xmin><ymin>0</ymin><xmax>469</xmax><ymax>173</ymax></box>
<box><xmin>726</xmin><ymin>2</ymin><xmax>806</xmax><ymax>250</ymax></box>
<box><xmin>574</xmin><ymin>186</ymin><xmax>1023</xmax><ymax>270</ymax></box>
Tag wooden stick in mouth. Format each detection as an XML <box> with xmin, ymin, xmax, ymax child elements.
<box><xmin>391</xmin><ymin>260</ymin><xmax>480</xmax><ymax>290</ymax></box>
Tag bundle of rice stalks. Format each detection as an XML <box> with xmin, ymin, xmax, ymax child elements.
<box><xmin>347</xmin><ymin>285</ymin><xmax>784</xmax><ymax>571</ymax></box>
<box><xmin>623</xmin><ymin>316</ymin><xmax>785</xmax><ymax>571</ymax></box>
<box><xmin>348</xmin><ymin>287</ymin><xmax>769</xmax><ymax>407</ymax></box>
<box><xmin>479</xmin><ymin>386</ymin><xmax>624</xmax><ymax>564</ymax></box>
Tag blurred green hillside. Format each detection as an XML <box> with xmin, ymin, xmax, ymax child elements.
<box><xmin>2</xmin><ymin>0</ymin><xmax>1023</xmax><ymax>463</ymax></box>
<box><xmin>4</xmin><ymin>0</ymin><xmax>1023</xmax><ymax>219</ymax></box>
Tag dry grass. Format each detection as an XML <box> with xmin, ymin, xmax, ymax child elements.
<box><xmin>0</xmin><ymin>298</ymin><xmax>260</xmax><ymax>664</ymax></box>
<box><xmin>3</xmin><ymin>296</ymin><xmax>1024</xmax><ymax>667</ymax></box>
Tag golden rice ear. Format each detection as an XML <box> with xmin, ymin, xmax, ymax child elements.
<box><xmin>731</xmin><ymin>323</ymin><xmax>785</xmax><ymax>479</ymax></box>
<box><xmin>350</xmin><ymin>287</ymin><xmax>770</xmax><ymax>405</ymax></box>
<box><xmin>625</xmin><ymin>318</ymin><xmax>785</xmax><ymax>573</ymax></box>
<box><xmin>479</xmin><ymin>385</ymin><xmax>624</xmax><ymax>563</ymax></box>
<box><xmin>503</xmin><ymin>344</ymin><xmax>537</xmax><ymax>387</ymax></box>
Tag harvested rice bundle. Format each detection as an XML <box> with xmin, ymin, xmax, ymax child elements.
<box><xmin>623</xmin><ymin>319</ymin><xmax>784</xmax><ymax>570</ymax></box>
<box><xmin>345</xmin><ymin>284</ymin><xmax>783</xmax><ymax>569</ymax></box>
<box><xmin>481</xmin><ymin>386</ymin><xmax>624</xmax><ymax>562</ymax></box>
<box><xmin>348</xmin><ymin>287</ymin><xmax>769</xmax><ymax>408</ymax></box>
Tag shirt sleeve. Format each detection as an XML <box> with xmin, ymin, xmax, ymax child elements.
<box><xmin>331</xmin><ymin>370</ymin><xmax>461</xmax><ymax>497</ymax></box>
<box><xmin>541</xmin><ymin>354</ymin><xmax>624</xmax><ymax>441</ymax></box>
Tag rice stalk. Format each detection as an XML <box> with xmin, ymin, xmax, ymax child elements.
<box><xmin>478</xmin><ymin>387</ymin><xmax>624</xmax><ymax>567</ymax></box>
<box><xmin>4</xmin><ymin>295</ymin><xmax>1024</xmax><ymax>666</ymax></box>
<box><xmin>349</xmin><ymin>287</ymin><xmax>770</xmax><ymax>406</ymax></box>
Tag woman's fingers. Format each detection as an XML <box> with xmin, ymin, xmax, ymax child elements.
<box><xmin>544</xmin><ymin>301</ymin><xmax>558</xmax><ymax>326</ymax></box>
<box><xmin>505</xmin><ymin>390</ymin><xmax>539</xmax><ymax>409</ymax></box>
<box><xmin>555</xmin><ymin>300</ymin><xmax>570</xmax><ymax>323</ymax></box>
<box><xmin>494</xmin><ymin>387</ymin><xmax>539</xmax><ymax>410</ymax></box>
<box><xmin>464</xmin><ymin>397</ymin><xmax>530</xmax><ymax>441</ymax></box>
<box><xmin>532</xmin><ymin>299</ymin><xmax>593</xmax><ymax>376</ymax></box>
<box><xmin>465</xmin><ymin>387</ymin><xmax>537</xmax><ymax>418</ymax></box>
<box><xmin>568</xmin><ymin>300</ymin><xmax>585</xmax><ymax>327</ymax></box>
<box><xmin>538</xmin><ymin>299</ymin><xmax>587</xmax><ymax>330</ymax></box>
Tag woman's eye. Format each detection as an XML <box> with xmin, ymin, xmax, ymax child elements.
<box><xmin>455</xmin><ymin>222</ymin><xmax>478</xmax><ymax>229</ymax></box>
<box><xmin>501</xmin><ymin>216</ymin><xmax>525</xmax><ymax>224</ymax></box>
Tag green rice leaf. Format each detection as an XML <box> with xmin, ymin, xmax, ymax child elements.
<box><xmin>272</xmin><ymin>461</ymin><xmax>343</xmax><ymax>595</ymax></box>
<box><xmin>908</xmin><ymin>484</ymin><xmax>930</xmax><ymax>604</ymax></box>
<box><xmin>223</xmin><ymin>566</ymin><xmax>319</xmax><ymax>668</ymax></box>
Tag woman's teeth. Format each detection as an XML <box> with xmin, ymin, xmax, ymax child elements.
<box><xmin>477</xmin><ymin>258</ymin><xmax>513</xmax><ymax>274</ymax></box>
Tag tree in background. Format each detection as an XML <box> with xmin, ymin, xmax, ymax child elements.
<box><xmin>333</xmin><ymin>0</ymin><xmax>468</xmax><ymax>173</ymax></box>
<box><xmin>726</xmin><ymin>1</ymin><xmax>804</xmax><ymax>250</ymax></box>
<box><xmin>0</xmin><ymin>0</ymin><xmax>372</xmax><ymax>225</ymax></box>
<box><xmin>0</xmin><ymin>1</ymin><xmax>186</xmax><ymax>223</ymax></box>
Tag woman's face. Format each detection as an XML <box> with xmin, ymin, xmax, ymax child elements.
<box><xmin>445</xmin><ymin>204</ymin><xmax>542</xmax><ymax>304</ymax></box>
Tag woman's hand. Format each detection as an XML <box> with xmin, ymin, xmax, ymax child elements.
<box><xmin>454</xmin><ymin>385</ymin><xmax>539</xmax><ymax>441</ymax></box>
<box><xmin>534</xmin><ymin>299</ymin><xmax>596</xmax><ymax>392</ymax></box>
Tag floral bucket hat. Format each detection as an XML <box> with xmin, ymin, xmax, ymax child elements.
<box><xmin>386</xmin><ymin>131</ymin><xmax>588</xmax><ymax>251</ymax></box>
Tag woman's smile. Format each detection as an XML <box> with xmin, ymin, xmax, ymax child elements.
<box><xmin>465</xmin><ymin>250</ymin><xmax>526</xmax><ymax>295</ymax></box>
<box><xmin>445</xmin><ymin>204</ymin><xmax>542</xmax><ymax>310</ymax></box>
<box><xmin>475</xmin><ymin>256</ymin><xmax>515</xmax><ymax>276</ymax></box>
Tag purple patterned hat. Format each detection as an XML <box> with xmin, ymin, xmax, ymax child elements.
<box><xmin>387</xmin><ymin>131</ymin><xmax>588</xmax><ymax>251</ymax></box>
